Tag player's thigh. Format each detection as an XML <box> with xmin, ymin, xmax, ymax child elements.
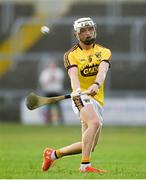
<box><xmin>80</xmin><ymin>104</ymin><xmax>100</xmax><ymax>126</ymax></box>
<box><xmin>72</xmin><ymin>94</ymin><xmax>103</xmax><ymax>125</ymax></box>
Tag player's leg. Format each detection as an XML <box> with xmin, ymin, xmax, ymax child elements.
<box><xmin>42</xmin><ymin>141</ymin><xmax>83</xmax><ymax>171</ymax></box>
<box><xmin>91</xmin><ymin>126</ymin><xmax>101</xmax><ymax>152</ymax></box>
<box><xmin>91</xmin><ymin>101</ymin><xmax>103</xmax><ymax>152</ymax></box>
<box><xmin>42</xmin><ymin>105</ymin><xmax>104</xmax><ymax>172</ymax></box>
<box><xmin>55</xmin><ymin>126</ymin><xmax>101</xmax><ymax>157</ymax></box>
<box><xmin>42</xmin><ymin>95</ymin><xmax>106</xmax><ymax>172</ymax></box>
<box><xmin>81</xmin><ymin>113</ymin><xmax>101</xmax><ymax>152</ymax></box>
<box><xmin>59</xmin><ymin>142</ymin><xmax>82</xmax><ymax>155</ymax></box>
<box><xmin>42</xmin><ymin>122</ymin><xmax>104</xmax><ymax>172</ymax></box>
<box><xmin>58</xmin><ymin>104</ymin><xmax>102</xmax><ymax>157</ymax></box>
<box><xmin>79</xmin><ymin>104</ymin><xmax>101</xmax><ymax>171</ymax></box>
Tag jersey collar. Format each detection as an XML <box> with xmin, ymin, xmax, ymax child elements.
<box><xmin>78</xmin><ymin>43</ymin><xmax>95</xmax><ymax>50</ymax></box>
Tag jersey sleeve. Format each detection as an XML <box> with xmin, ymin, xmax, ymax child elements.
<box><xmin>101</xmin><ymin>48</ymin><xmax>112</xmax><ymax>61</ymax></box>
<box><xmin>101</xmin><ymin>48</ymin><xmax>112</xmax><ymax>67</ymax></box>
<box><xmin>64</xmin><ymin>52</ymin><xmax>77</xmax><ymax>70</ymax></box>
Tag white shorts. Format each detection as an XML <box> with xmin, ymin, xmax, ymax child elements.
<box><xmin>71</xmin><ymin>94</ymin><xmax>103</xmax><ymax>126</ymax></box>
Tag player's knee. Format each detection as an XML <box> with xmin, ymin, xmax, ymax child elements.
<box><xmin>91</xmin><ymin>119</ymin><xmax>100</xmax><ymax>130</ymax></box>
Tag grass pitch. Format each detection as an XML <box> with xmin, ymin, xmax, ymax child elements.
<box><xmin>0</xmin><ymin>123</ymin><xmax>146</xmax><ymax>179</ymax></box>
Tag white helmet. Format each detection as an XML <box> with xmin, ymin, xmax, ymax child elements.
<box><xmin>73</xmin><ymin>17</ymin><xmax>96</xmax><ymax>33</ymax></box>
<box><xmin>73</xmin><ymin>17</ymin><xmax>96</xmax><ymax>44</ymax></box>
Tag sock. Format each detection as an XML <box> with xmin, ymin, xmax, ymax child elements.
<box><xmin>80</xmin><ymin>163</ymin><xmax>91</xmax><ymax>170</ymax></box>
<box><xmin>51</xmin><ymin>149</ymin><xmax>62</xmax><ymax>160</ymax></box>
<box><xmin>80</xmin><ymin>157</ymin><xmax>91</xmax><ymax>170</ymax></box>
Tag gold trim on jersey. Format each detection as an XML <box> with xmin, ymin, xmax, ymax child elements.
<box><xmin>64</xmin><ymin>45</ymin><xmax>78</xmax><ymax>70</ymax></box>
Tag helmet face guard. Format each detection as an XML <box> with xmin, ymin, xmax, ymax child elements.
<box><xmin>73</xmin><ymin>17</ymin><xmax>96</xmax><ymax>45</ymax></box>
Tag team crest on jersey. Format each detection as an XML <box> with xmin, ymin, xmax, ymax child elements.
<box><xmin>80</xmin><ymin>64</ymin><xmax>99</xmax><ymax>77</ymax></box>
<box><xmin>95</xmin><ymin>52</ymin><xmax>102</xmax><ymax>61</ymax></box>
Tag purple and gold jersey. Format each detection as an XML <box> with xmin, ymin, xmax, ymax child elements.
<box><xmin>64</xmin><ymin>43</ymin><xmax>112</xmax><ymax>106</ymax></box>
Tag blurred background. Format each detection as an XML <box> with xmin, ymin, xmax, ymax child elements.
<box><xmin>0</xmin><ymin>0</ymin><xmax>146</xmax><ymax>126</ymax></box>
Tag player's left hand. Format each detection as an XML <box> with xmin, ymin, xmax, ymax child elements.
<box><xmin>87</xmin><ymin>84</ymin><xmax>99</xmax><ymax>96</ymax></box>
<box><xmin>71</xmin><ymin>88</ymin><xmax>82</xmax><ymax>97</ymax></box>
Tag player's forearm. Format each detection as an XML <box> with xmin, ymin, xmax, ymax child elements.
<box><xmin>70</xmin><ymin>76</ymin><xmax>80</xmax><ymax>91</ymax></box>
<box><xmin>68</xmin><ymin>67</ymin><xmax>80</xmax><ymax>91</ymax></box>
<box><xmin>95</xmin><ymin>61</ymin><xmax>109</xmax><ymax>87</ymax></box>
